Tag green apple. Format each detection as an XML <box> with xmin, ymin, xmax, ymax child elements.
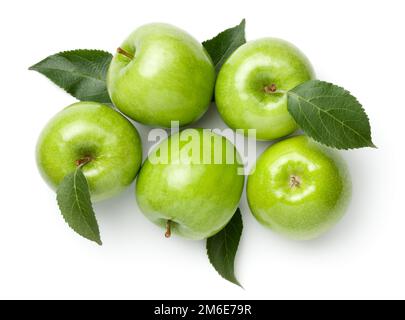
<box><xmin>215</xmin><ymin>38</ymin><xmax>315</xmax><ymax>140</ymax></box>
<box><xmin>107</xmin><ymin>23</ymin><xmax>215</xmax><ymax>128</ymax></box>
<box><xmin>247</xmin><ymin>135</ymin><xmax>351</xmax><ymax>240</ymax></box>
<box><xmin>36</xmin><ymin>102</ymin><xmax>143</xmax><ymax>202</ymax></box>
<box><xmin>136</xmin><ymin>129</ymin><xmax>244</xmax><ymax>240</ymax></box>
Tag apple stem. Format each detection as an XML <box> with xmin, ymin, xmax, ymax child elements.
<box><xmin>264</xmin><ymin>84</ymin><xmax>286</xmax><ymax>94</ymax></box>
<box><xmin>264</xmin><ymin>84</ymin><xmax>278</xmax><ymax>93</ymax></box>
<box><xmin>75</xmin><ymin>156</ymin><xmax>92</xmax><ymax>168</ymax></box>
<box><xmin>289</xmin><ymin>175</ymin><xmax>301</xmax><ymax>188</ymax></box>
<box><xmin>165</xmin><ymin>220</ymin><xmax>172</xmax><ymax>238</ymax></box>
<box><xmin>117</xmin><ymin>47</ymin><xmax>134</xmax><ymax>60</ymax></box>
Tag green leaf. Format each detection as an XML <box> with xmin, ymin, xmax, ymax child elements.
<box><xmin>203</xmin><ymin>19</ymin><xmax>246</xmax><ymax>73</ymax></box>
<box><xmin>207</xmin><ymin>208</ymin><xmax>243</xmax><ymax>287</ymax></box>
<box><xmin>287</xmin><ymin>80</ymin><xmax>375</xmax><ymax>149</ymax></box>
<box><xmin>56</xmin><ymin>167</ymin><xmax>102</xmax><ymax>245</ymax></box>
<box><xmin>29</xmin><ymin>50</ymin><xmax>112</xmax><ymax>104</ymax></box>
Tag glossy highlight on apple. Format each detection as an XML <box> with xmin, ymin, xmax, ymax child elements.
<box><xmin>146</xmin><ymin>122</ymin><xmax>255</xmax><ymax>173</ymax></box>
<box><xmin>30</xmin><ymin>19</ymin><xmax>374</xmax><ymax>287</ymax></box>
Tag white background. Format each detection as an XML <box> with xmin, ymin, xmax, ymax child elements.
<box><xmin>0</xmin><ymin>0</ymin><xmax>403</xmax><ymax>300</ymax></box>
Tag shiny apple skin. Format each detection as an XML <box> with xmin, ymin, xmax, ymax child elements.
<box><xmin>136</xmin><ymin>129</ymin><xmax>245</xmax><ymax>240</ymax></box>
<box><xmin>215</xmin><ymin>38</ymin><xmax>315</xmax><ymax>140</ymax></box>
<box><xmin>247</xmin><ymin>135</ymin><xmax>351</xmax><ymax>240</ymax></box>
<box><xmin>107</xmin><ymin>23</ymin><xmax>215</xmax><ymax>128</ymax></box>
<box><xmin>36</xmin><ymin>102</ymin><xmax>143</xmax><ymax>202</ymax></box>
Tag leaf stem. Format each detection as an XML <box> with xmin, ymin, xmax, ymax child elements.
<box><xmin>275</xmin><ymin>89</ymin><xmax>288</xmax><ymax>94</ymax></box>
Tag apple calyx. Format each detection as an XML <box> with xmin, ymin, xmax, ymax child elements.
<box><xmin>165</xmin><ymin>220</ymin><xmax>172</xmax><ymax>238</ymax></box>
<box><xmin>289</xmin><ymin>175</ymin><xmax>301</xmax><ymax>188</ymax></box>
<box><xmin>264</xmin><ymin>84</ymin><xmax>277</xmax><ymax>93</ymax></box>
<box><xmin>75</xmin><ymin>156</ymin><xmax>93</xmax><ymax>167</ymax></box>
<box><xmin>117</xmin><ymin>47</ymin><xmax>134</xmax><ymax>60</ymax></box>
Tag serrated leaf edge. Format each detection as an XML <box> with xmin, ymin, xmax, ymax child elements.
<box><xmin>202</xmin><ymin>19</ymin><xmax>246</xmax><ymax>72</ymax></box>
<box><xmin>29</xmin><ymin>49</ymin><xmax>113</xmax><ymax>104</ymax></box>
<box><xmin>206</xmin><ymin>209</ymin><xmax>243</xmax><ymax>288</ymax></box>
<box><xmin>56</xmin><ymin>167</ymin><xmax>102</xmax><ymax>246</ymax></box>
<box><xmin>288</xmin><ymin>80</ymin><xmax>375</xmax><ymax>150</ymax></box>
<box><xmin>29</xmin><ymin>49</ymin><xmax>112</xmax><ymax>71</ymax></box>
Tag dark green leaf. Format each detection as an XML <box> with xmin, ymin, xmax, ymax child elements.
<box><xmin>203</xmin><ymin>19</ymin><xmax>246</xmax><ymax>73</ymax></box>
<box><xmin>287</xmin><ymin>80</ymin><xmax>375</xmax><ymax>149</ymax></box>
<box><xmin>29</xmin><ymin>50</ymin><xmax>112</xmax><ymax>104</ymax></box>
<box><xmin>56</xmin><ymin>167</ymin><xmax>102</xmax><ymax>245</ymax></box>
<box><xmin>207</xmin><ymin>208</ymin><xmax>243</xmax><ymax>287</ymax></box>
